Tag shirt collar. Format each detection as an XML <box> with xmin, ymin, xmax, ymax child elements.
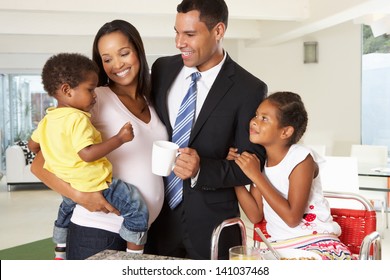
<box><xmin>183</xmin><ymin>50</ymin><xmax>227</xmax><ymax>80</ymax></box>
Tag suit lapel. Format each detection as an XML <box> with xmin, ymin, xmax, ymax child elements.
<box><xmin>158</xmin><ymin>55</ymin><xmax>183</xmax><ymax>137</ymax></box>
<box><xmin>189</xmin><ymin>55</ymin><xmax>235</xmax><ymax>144</ymax></box>
<box><xmin>157</xmin><ymin>54</ymin><xmax>236</xmax><ymax>144</ymax></box>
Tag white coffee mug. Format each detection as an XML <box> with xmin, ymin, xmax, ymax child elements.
<box><xmin>152</xmin><ymin>140</ymin><xmax>180</xmax><ymax>176</ymax></box>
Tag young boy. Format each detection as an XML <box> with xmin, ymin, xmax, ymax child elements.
<box><xmin>28</xmin><ymin>53</ymin><xmax>148</xmax><ymax>259</ymax></box>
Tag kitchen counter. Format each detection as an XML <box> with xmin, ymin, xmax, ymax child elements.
<box><xmin>87</xmin><ymin>250</ymin><xmax>188</xmax><ymax>260</ymax></box>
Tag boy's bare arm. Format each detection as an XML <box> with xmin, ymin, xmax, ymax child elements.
<box><xmin>28</xmin><ymin>139</ymin><xmax>41</xmax><ymax>154</ymax></box>
<box><xmin>78</xmin><ymin>122</ymin><xmax>133</xmax><ymax>162</ymax></box>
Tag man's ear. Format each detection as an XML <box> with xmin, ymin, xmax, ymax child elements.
<box><xmin>214</xmin><ymin>22</ymin><xmax>226</xmax><ymax>40</ymax></box>
<box><xmin>281</xmin><ymin>126</ymin><xmax>294</xmax><ymax>140</ymax></box>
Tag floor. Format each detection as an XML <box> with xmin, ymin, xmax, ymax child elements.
<box><xmin>0</xmin><ymin>175</ymin><xmax>389</xmax><ymax>259</ymax></box>
<box><xmin>0</xmin><ymin>176</ymin><xmax>62</xmax><ymax>250</ymax></box>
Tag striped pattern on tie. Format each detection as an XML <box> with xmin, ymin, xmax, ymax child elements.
<box><xmin>165</xmin><ymin>72</ymin><xmax>201</xmax><ymax>209</ymax></box>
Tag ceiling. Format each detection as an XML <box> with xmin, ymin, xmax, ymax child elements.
<box><xmin>1</xmin><ymin>0</ymin><xmax>390</xmax><ymax>71</ymax></box>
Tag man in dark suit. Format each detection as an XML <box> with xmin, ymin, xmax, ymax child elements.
<box><xmin>145</xmin><ymin>0</ymin><xmax>268</xmax><ymax>259</ymax></box>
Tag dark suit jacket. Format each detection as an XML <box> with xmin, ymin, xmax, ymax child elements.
<box><xmin>147</xmin><ymin>53</ymin><xmax>267</xmax><ymax>259</ymax></box>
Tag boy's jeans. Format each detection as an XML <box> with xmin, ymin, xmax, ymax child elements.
<box><xmin>53</xmin><ymin>178</ymin><xmax>149</xmax><ymax>246</ymax></box>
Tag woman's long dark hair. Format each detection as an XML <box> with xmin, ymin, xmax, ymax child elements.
<box><xmin>92</xmin><ymin>19</ymin><xmax>151</xmax><ymax>101</ymax></box>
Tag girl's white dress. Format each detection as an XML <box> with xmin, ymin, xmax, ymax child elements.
<box><xmin>262</xmin><ymin>145</ymin><xmax>353</xmax><ymax>259</ymax></box>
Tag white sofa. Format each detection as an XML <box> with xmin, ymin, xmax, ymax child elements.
<box><xmin>6</xmin><ymin>144</ymin><xmax>41</xmax><ymax>191</ymax></box>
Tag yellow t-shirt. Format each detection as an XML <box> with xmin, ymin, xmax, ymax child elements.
<box><xmin>31</xmin><ymin>107</ymin><xmax>112</xmax><ymax>192</ymax></box>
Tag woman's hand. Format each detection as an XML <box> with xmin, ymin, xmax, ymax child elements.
<box><xmin>73</xmin><ymin>191</ymin><xmax>120</xmax><ymax>215</ymax></box>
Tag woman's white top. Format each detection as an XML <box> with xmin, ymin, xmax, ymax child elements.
<box><xmin>263</xmin><ymin>144</ymin><xmax>341</xmax><ymax>241</ymax></box>
<box><xmin>70</xmin><ymin>86</ymin><xmax>168</xmax><ymax>233</ymax></box>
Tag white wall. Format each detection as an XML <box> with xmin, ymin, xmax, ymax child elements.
<box><xmin>235</xmin><ymin>21</ymin><xmax>362</xmax><ymax>156</ymax></box>
<box><xmin>1</xmin><ymin>21</ymin><xmax>362</xmax><ymax>156</ymax></box>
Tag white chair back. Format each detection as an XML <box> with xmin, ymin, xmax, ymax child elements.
<box><xmin>350</xmin><ymin>144</ymin><xmax>388</xmax><ymax>231</ymax></box>
<box><xmin>350</xmin><ymin>144</ymin><xmax>388</xmax><ymax>166</ymax></box>
<box><xmin>319</xmin><ymin>156</ymin><xmax>361</xmax><ymax>209</ymax></box>
<box><xmin>320</xmin><ymin>156</ymin><xmax>359</xmax><ymax>192</ymax></box>
<box><xmin>350</xmin><ymin>144</ymin><xmax>388</xmax><ymax>194</ymax></box>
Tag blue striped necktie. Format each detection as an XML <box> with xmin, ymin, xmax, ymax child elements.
<box><xmin>165</xmin><ymin>72</ymin><xmax>201</xmax><ymax>209</ymax></box>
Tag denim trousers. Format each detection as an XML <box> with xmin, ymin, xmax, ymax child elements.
<box><xmin>53</xmin><ymin>178</ymin><xmax>149</xmax><ymax>245</ymax></box>
<box><xmin>66</xmin><ymin>222</ymin><xmax>126</xmax><ymax>260</ymax></box>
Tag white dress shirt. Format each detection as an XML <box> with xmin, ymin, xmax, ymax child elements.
<box><xmin>166</xmin><ymin>52</ymin><xmax>227</xmax><ymax>186</ymax></box>
<box><xmin>167</xmin><ymin>52</ymin><xmax>227</xmax><ymax>128</ymax></box>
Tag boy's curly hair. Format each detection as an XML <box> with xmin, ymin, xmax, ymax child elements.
<box><xmin>42</xmin><ymin>53</ymin><xmax>99</xmax><ymax>96</ymax></box>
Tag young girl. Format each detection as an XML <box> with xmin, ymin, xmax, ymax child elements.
<box><xmin>229</xmin><ymin>91</ymin><xmax>353</xmax><ymax>260</ymax></box>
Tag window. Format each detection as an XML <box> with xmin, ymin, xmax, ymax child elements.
<box><xmin>0</xmin><ymin>74</ymin><xmax>55</xmax><ymax>170</ymax></box>
<box><xmin>361</xmin><ymin>25</ymin><xmax>390</xmax><ymax>156</ymax></box>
